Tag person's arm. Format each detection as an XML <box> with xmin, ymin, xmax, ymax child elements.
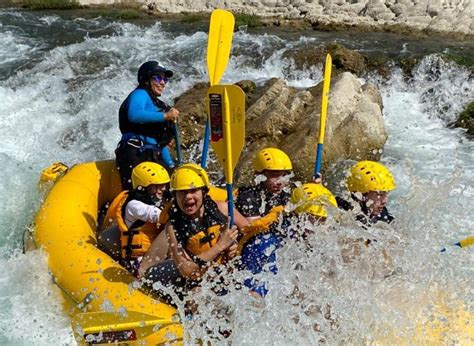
<box><xmin>127</xmin><ymin>89</ymin><xmax>166</xmax><ymax>123</ymax></box>
<box><xmin>137</xmin><ymin>230</ymin><xmax>168</xmax><ymax>278</ymax></box>
<box><xmin>125</xmin><ymin>200</ymin><xmax>161</xmax><ymax>224</ymax></box>
<box><xmin>167</xmin><ymin>224</ymin><xmax>206</xmax><ymax>280</ymax></box>
<box><xmin>167</xmin><ymin>223</ymin><xmax>238</xmax><ymax>280</ymax></box>
<box><xmin>215</xmin><ymin>200</ymin><xmax>250</xmax><ymax>230</ymax></box>
<box><xmin>215</xmin><ymin>201</ymin><xmax>247</xmax><ymax>259</ymax></box>
<box><xmin>160</xmin><ymin>146</ymin><xmax>175</xmax><ymax>168</ymax></box>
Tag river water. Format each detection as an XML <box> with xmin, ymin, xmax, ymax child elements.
<box><xmin>0</xmin><ymin>8</ymin><xmax>472</xmax><ymax>345</ymax></box>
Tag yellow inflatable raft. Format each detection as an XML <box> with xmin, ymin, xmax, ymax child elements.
<box><xmin>29</xmin><ymin>160</ymin><xmax>473</xmax><ymax>344</ymax></box>
<box><xmin>31</xmin><ymin>160</ymin><xmax>183</xmax><ymax>345</ymax></box>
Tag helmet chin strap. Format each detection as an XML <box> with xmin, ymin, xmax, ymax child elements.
<box><xmin>197</xmin><ymin>191</ymin><xmax>208</xmax><ymax>217</ymax></box>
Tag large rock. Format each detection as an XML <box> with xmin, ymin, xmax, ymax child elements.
<box><xmin>237</xmin><ymin>72</ymin><xmax>387</xmax><ymax>183</ymax></box>
<box><xmin>175</xmin><ymin>72</ymin><xmax>388</xmax><ymax>184</ymax></box>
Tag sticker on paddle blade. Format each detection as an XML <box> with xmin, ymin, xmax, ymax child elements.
<box><xmin>209</xmin><ymin>93</ymin><xmax>223</xmax><ymax>141</ymax></box>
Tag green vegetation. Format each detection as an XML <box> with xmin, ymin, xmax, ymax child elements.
<box><xmin>442</xmin><ymin>53</ymin><xmax>474</xmax><ymax>71</ymax></box>
<box><xmin>99</xmin><ymin>9</ymin><xmax>141</xmax><ymax>20</ymax></box>
<box><xmin>455</xmin><ymin>101</ymin><xmax>474</xmax><ymax>136</ymax></box>
<box><xmin>180</xmin><ymin>13</ymin><xmax>204</xmax><ymax>24</ymax></box>
<box><xmin>235</xmin><ymin>13</ymin><xmax>262</xmax><ymax>28</ymax></box>
<box><xmin>23</xmin><ymin>0</ymin><xmax>80</xmax><ymax>10</ymax></box>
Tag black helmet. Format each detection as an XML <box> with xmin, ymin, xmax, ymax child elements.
<box><xmin>137</xmin><ymin>61</ymin><xmax>173</xmax><ymax>85</ymax></box>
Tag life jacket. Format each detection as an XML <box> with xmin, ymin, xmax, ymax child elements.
<box><xmin>118</xmin><ymin>87</ymin><xmax>175</xmax><ymax>147</ymax></box>
<box><xmin>235</xmin><ymin>184</ymin><xmax>290</xmax><ymax>251</ymax></box>
<box><xmin>237</xmin><ymin>205</ymin><xmax>284</xmax><ymax>255</ymax></box>
<box><xmin>106</xmin><ymin>190</ymin><xmax>161</xmax><ymax>260</ymax></box>
<box><xmin>160</xmin><ymin>196</ymin><xmax>227</xmax><ymax>261</ymax></box>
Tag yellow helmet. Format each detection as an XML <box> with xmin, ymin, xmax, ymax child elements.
<box><xmin>347</xmin><ymin>161</ymin><xmax>396</xmax><ymax>194</ymax></box>
<box><xmin>290</xmin><ymin>183</ymin><xmax>337</xmax><ymax>218</ymax></box>
<box><xmin>131</xmin><ymin>162</ymin><xmax>170</xmax><ymax>190</ymax></box>
<box><xmin>253</xmin><ymin>148</ymin><xmax>292</xmax><ymax>172</ymax></box>
<box><xmin>170</xmin><ymin>163</ymin><xmax>210</xmax><ymax>191</ymax></box>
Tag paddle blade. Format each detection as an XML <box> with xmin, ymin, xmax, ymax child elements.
<box><xmin>208</xmin><ymin>84</ymin><xmax>245</xmax><ymax>181</ymax></box>
<box><xmin>459</xmin><ymin>235</ymin><xmax>474</xmax><ymax>248</ymax></box>
<box><xmin>72</xmin><ymin>310</ymin><xmax>180</xmax><ymax>344</ymax></box>
<box><xmin>318</xmin><ymin>53</ymin><xmax>332</xmax><ymax>144</ymax></box>
<box><xmin>207</xmin><ymin>9</ymin><xmax>235</xmax><ymax>86</ymax></box>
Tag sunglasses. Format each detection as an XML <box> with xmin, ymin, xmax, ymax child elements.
<box><xmin>153</xmin><ymin>75</ymin><xmax>169</xmax><ymax>84</ymax></box>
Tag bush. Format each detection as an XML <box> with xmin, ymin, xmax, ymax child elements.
<box><xmin>235</xmin><ymin>13</ymin><xmax>262</xmax><ymax>28</ymax></box>
<box><xmin>454</xmin><ymin>101</ymin><xmax>474</xmax><ymax>136</ymax></box>
<box><xmin>23</xmin><ymin>0</ymin><xmax>80</xmax><ymax>10</ymax></box>
<box><xmin>180</xmin><ymin>13</ymin><xmax>204</xmax><ymax>24</ymax></box>
<box><xmin>442</xmin><ymin>53</ymin><xmax>474</xmax><ymax>71</ymax></box>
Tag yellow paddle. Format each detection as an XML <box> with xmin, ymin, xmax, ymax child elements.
<box><xmin>72</xmin><ymin>310</ymin><xmax>180</xmax><ymax>343</ymax></box>
<box><xmin>440</xmin><ymin>235</ymin><xmax>474</xmax><ymax>252</ymax></box>
<box><xmin>207</xmin><ymin>9</ymin><xmax>234</xmax><ymax>85</ymax></box>
<box><xmin>313</xmin><ymin>54</ymin><xmax>332</xmax><ymax>179</ymax></box>
<box><xmin>208</xmin><ymin>84</ymin><xmax>245</xmax><ymax>225</ymax></box>
<box><xmin>202</xmin><ymin>9</ymin><xmax>235</xmax><ymax>168</ymax></box>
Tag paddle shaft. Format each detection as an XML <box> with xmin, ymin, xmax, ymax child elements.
<box><xmin>313</xmin><ymin>54</ymin><xmax>332</xmax><ymax>179</ymax></box>
<box><xmin>223</xmin><ymin>87</ymin><xmax>235</xmax><ymax>226</ymax></box>
<box><xmin>201</xmin><ymin>122</ymin><xmax>211</xmax><ymax>168</ymax></box>
<box><xmin>161</xmin><ymin>101</ymin><xmax>182</xmax><ymax>166</ymax></box>
<box><xmin>173</xmin><ymin>122</ymin><xmax>182</xmax><ymax>165</ymax></box>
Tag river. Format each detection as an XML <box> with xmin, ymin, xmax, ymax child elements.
<box><xmin>0</xmin><ymin>8</ymin><xmax>472</xmax><ymax>345</ymax></box>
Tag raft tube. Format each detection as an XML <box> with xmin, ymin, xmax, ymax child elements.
<box><xmin>33</xmin><ymin>160</ymin><xmax>183</xmax><ymax>345</ymax></box>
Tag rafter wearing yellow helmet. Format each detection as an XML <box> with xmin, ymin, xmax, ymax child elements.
<box><xmin>234</xmin><ymin>147</ymin><xmax>294</xmax><ymax>297</ymax></box>
<box><xmin>291</xmin><ymin>183</ymin><xmax>338</xmax><ymax>221</ymax></box>
<box><xmin>145</xmin><ymin>163</ymin><xmax>249</xmax><ymax>289</ymax></box>
<box><xmin>98</xmin><ymin>162</ymin><xmax>171</xmax><ymax>277</ymax></box>
<box><xmin>337</xmin><ymin>160</ymin><xmax>396</xmax><ymax>226</ymax></box>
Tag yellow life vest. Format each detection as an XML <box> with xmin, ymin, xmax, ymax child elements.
<box><xmin>186</xmin><ymin>224</ymin><xmax>222</xmax><ymax>256</ymax></box>
<box><xmin>161</xmin><ymin>196</ymin><xmax>227</xmax><ymax>263</ymax></box>
<box><xmin>107</xmin><ymin>190</ymin><xmax>160</xmax><ymax>260</ymax></box>
<box><xmin>237</xmin><ymin>205</ymin><xmax>284</xmax><ymax>255</ymax></box>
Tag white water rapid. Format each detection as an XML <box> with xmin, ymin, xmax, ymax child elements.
<box><xmin>0</xmin><ymin>9</ymin><xmax>472</xmax><ymax>345</ymax></box>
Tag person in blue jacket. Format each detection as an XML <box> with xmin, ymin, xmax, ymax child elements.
<box><xmin>115</xmin><ymin>61</ymin><xmax>180</xmax><ymax>190</ymax></box>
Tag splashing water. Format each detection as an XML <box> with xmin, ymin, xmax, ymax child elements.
<box><xmin>0</xmin><ymin>9</ymin><xmax>472</xmax><ymax>344</ymax></box>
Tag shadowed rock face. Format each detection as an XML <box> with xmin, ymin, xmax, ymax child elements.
<box><xmin>174</xmin><ymin>72</ymin><xmax>387</xmax><ymax>184</ymax></box>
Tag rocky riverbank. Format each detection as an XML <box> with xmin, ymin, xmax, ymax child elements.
<box><xmin>74</xmin><ymin>0</ymin><xmax>474</xmax><ymax>39</ymax></box>
<box><xmin>6</xmin><ymin>0</ymin><xmax>473</xmax><ymax>40</ymax></box>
